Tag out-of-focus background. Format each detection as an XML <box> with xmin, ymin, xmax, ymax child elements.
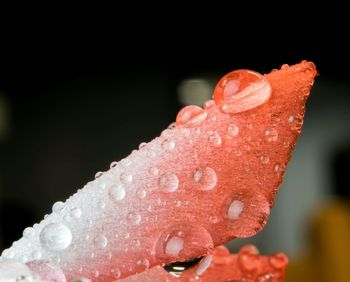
<box><xmin>0</xmin><ymin>27</ymin><xmax>349</xmax><ymax>281</ymax></box>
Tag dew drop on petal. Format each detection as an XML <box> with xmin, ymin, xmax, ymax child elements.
<box><xmin>70</xmin><ymin>207</ymin><xmax>82</xmax><ymax>219</ymax></box>
<box><xmin>162</xmin><ymin>139</ymin><xmax>176</xmax><ymax>151</ymax></box>
<box><xmin>159</xmin><ymin>173</ymin><xmax>179</xmax><ymax>193</ymax></box>
<box><xmin>264</xmin><ymin>128</ymin><xmax>278</xmax><ymax>142</ymax></box>
<box><xmin>227</xmin><ymin>124</ymin><xmax>239</xmax><ymax>136</ymax></box>
<box><xmin>193</xmin><ymin>167</ymin><xmax>217</xmax><ymax>190</ymax></box>
<box><xmin>94</xmin><ymin>235</ymin><xmax>108</xmax><ymax>249</ymax></box>
<box><xmin>109</xmin><ymin>185</ymin><xmax>126</xmax><ymax>201</ymax></box>
<box><xmin>40</xmin><ymin>223</ymin><xmax>72</xmax><ymax>251</ymax></box>
<box><xmin>120</xmin><ymin>172</ymin><xmax>133</xmax><ymax>184</ymax></box>
<box><xmin>127</xmin><ymin>212</ymin><xmax>141</xmax><ymax>225</ymax></box>
<box><xmin>176</xmin><ymin>105</ymin><xmax>207</xmax><ymax>126</ymax></box>
<box><xmin>208</xmin><ymin>132</ymin><xmax>222</xmax><ymax>147</ymax></box>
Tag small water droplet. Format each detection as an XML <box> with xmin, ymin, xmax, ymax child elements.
<box><xmin>193</xmin><ymin>167</ymin><xmax>217</xmax><ymax>190</ymax></box>
<box><xmin>95</xmin><ymin>171</ymin><xmax>103</xmax><ymax>179</ymax></box>
<box><xmin>227</xmin><ymin>124</ymin><xmax>239</xmax><ymax>136</ymax></box>
<box><xmin>228</xmin><ymin>200</ymin><xmax>244</xmax><ymax>219</ymax></box>
<box><xmin>110</xmin><ymin>161</ymin><xmax>118</xmax><ymax>168</ymax></box>
<box><xmin>209</xmin><ymin>215</ymin><xmax>218</xmax><ymax>224</ymax></box>
<box><xmin>264</xmin><ymin>128</ymin><xmax>278</xmax><ymax>142</ymax></box>
<box><xmin>111</xmin><ymin>268</ymin><xmax>121</xmax><ymax>279</ymax></box>
<box><xmin>238</xmin><ymin>253</ymin><xmax>260</xmax><ymax>272</ymax></box>
<box><xmin>93</xmin><ymin>270</ymin><xmax>99</xmax><ymax>278</ymax></box>
<box><xmin>274</xmin><ymin>164</ymin><xmax>280</xmax><ymax>173</ymax></box>
<box><xmin>70</xmin><ymin>207</ymin><xmax>82</xmax><ymax>219</ymax></box>
<box><xmin>269</xmin><ymin>253</ymin><xmax>288</xmax><ymax>269</ymax></box>
<box><xmin>257</xmin><ymin>274</ymin><xmax>273</xmax><ymax>282</ymax></box>
<box><xmin>162</xmin><ymin>139</ymin><xmax>176</xmax><ymax>151</ymax></box>
<box><xmin>208</xmin><ymin>132</ymin><xmax>222</xmax><ymax>147</ymax></box>
<box><xmin>127</xmin><ymin>212</ymin><xmax>141</xmax><ymax>225</ymax></box>
<box><xmin>149</xmin><ymin>167</ymin><xmax>159</xmax><ymax>176</ymax></box>
<box><xmin>203</xmin><ymin>100</ymin><xmax>215</xmax><ymax>109</ymax></box>
<box><xmin>94</xmin><ymin>235</ymin><xmax>108</xmax><ymax>249</ymax></box>
<box><xmin>137</xmin><ymin>258</ymin><xmax>150</xmax><ymax>270</ymax></box>
<box><xmin>40</xmin><ymin>223</ymin><xmax>72</xmax><ymax>251</ymax></box>
<box><xmin>288</xmin><ymin>115</ymin><xmax>294</xmax><ymax>123</ymax></box>
<box><xmin>120</xmin><ymin>172</ymin><xmax>133</xmax><ymax>184</ymax></box>
<box><xmin>90</xmin><ymin>252</ymin><xmax>95</xmax><ymax>259</ymax></box>
<box><xmin>139</xmin><ymin>142</ymin><xmax>147</xmax><ymax>149</ymax></box>
<box><xmin>232</xmin><ymin>148</ymin><xmax>242</xmax><ymax>156</ymax></box>
<box><xmin>260</xmin><ymin>156</ymin><xmax>270</xmax><ymax>164</ymax></box>
<box><xmin>136</xmin><ymin>189</ymin><xmax>147</xmax><ymax>199</ymax></box>
<box><xmin>52</xmin><ymin>201</ymin><xmax>65</xmax><ymax>213</ymax></box>
<box><xmin>174</xmin><ymin>200</ymin><xmax>181</xmax><ymax>207</ymax></box>
<box><xmin>23</xmin><ymin>227</ymin><xmax>34</xmax><ymax>238</ymax></box>
<box><xmin>132</xmin><ymin>239</ymin><xmax>141</xmax><ymax>247</ymax></box>
<box><xmin>159</xmin><ymin>173</ymin><xmax>179</xmax><ymax>192</ymax></box>
<box><xmin>283</xmin><ymin>141</ymin><xmax>290</xmax><ymax>148</ymax></box>
<box><xmin>289</xmin><ymin>114</ymin><xmax>303</xmax><ymax>131</ymax></box>
<box><xmin>109</xmin><ymin>185</ymin><xmax>126</xmax><ymax>201</ymax></box>
<box><xmin>176</xmin><ymin>105</ymin><xmax>208</xmax><ymax>126</ymax></box>
<box><xmin>97</xmin><ymin>200</ymin><xmax>106</xmax><ymax>209</ymax></box>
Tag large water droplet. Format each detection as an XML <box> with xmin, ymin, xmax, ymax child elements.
<box><xmin>228</xmin><ymin>200</ymin><xmax>244</xmax><ymax>219</ymax></box>
<box><xmin>176</xmin><ymin>105</ymin><xmax>207</xmax><ymax>126</ymax></box>
<box><xmin>109</xmin><ymin>185</ymin><xmax>126</xmax><ymax>201</ymax></box>
<box><xmin>208</xmin><ymin>132</ymin><xmax>222</xmax><ymax>147</ymax></box>
<box><xmin>214</xmin><ymin>70</ymin><xmax>271</xmax><ymax>114</ymax></box>
<box><xmin>193</xmin><ymin>167</ymin><xmax>217</xmax><ymax>190</ymax></box>
<box><xmin>40</xmin><ymin>223</ymin><xmax>72</xmax><ymax>251</ymax></box>
<box><xmin>94</xmin><ymin>235</ymin><xmax>108</xmax><ymax>249</ymax></box>
<box><xmin>264</xmin><ymin>128</ymin><xmax>278</xmax><ymax>142</ymax></box>
<box><xmin>159</xmin><ymin>173</ymin><xmax>179</xmax><ymax>192</ymax></box>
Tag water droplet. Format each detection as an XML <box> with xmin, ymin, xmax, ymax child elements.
<box><xmin>93</xmin><ymin>270</ymin><xmax>99</xmax><ymax>278</ymax></box>
<box><xmin>159</xmin><ymin>173</ymin><xmax>179</xmax><ymax>193</ymax></box>
<box><xmin>70</xmin><ymin>207</ymin><xmax>82</xmax><ymax>219</ymax></box>
<box><xmin>137</xmin><ymin>258</ymin><xmax>150</xmax><ymax>270</ymax></box>
<box><xmin>232</xmin><ymin>148</ymin><xmax>241</xmax><ymax>156</ymax></box>
<box><xmin>149</xmin><ymin>167</ymin><xmax>159</xmax><ymax>176</ymax></box>
<box><xmin>203</xmin><ymin>100</ymin><xmax>215</xmax><ymax>109</ymax></box>
<box><xmin>264</xmin><ymin>128</ymin><xmax>278</xmax><ymax>142</ymax></box>
<box><xmin>111</xmin><ymin>268</ymin><xmax>121</xmax><ymax>279</ymax></box>
<box><xmin>193</xmin><ymin>167</ymin><xmax>217</xmax><ymax>190</ymax></box>
<box><xmin>283</xmin><ymin>140</ymin><xmax>290</xmax><ymax>148</ymax></box>
<box><xmin>162</xmin><ymin>139</ymin><xmax>176</xmax><ymax>151</ymax></box>
<box><xmin>97</xmin><ymin>200</ymin><xmax>106</xmax><ymax>209</ymax></box>
<box><xmin>289</xmin><ymin>114</ymin><xmax>303</xmax><ymax>131</ymax></box>
<box><xmin>174</xmin><ymin>200</ymin><xmax>181</xmax><ymax>207</ymax></box>
<box><xmin>260</xmin><ymin>156</ymin><xmax>270</xmax><ymax>164</ymax></box>
<box><xmin>269</xmin><ymin>253</ymin><xmax>288</xmax><ymax>269</ymax></box>
<box><xmin>120</xmin><ymin>172</ymin><xmax>133</xmax><ymax>184</ymax></box>
<box><xmin>120</xmin><ymin>158</ymin><xmax>131</xmax><ymax>167</ymax></box>
<box><xmin>110</xmin><ymin>161</ymin><xmax>118</xmax><ymax>168</ymax></box>
<box><xmin>196</xmin><ymin>255</ymin><xmax>212</xmax><ymax>277</ymax></box>
<box><xmin>228</xmin><ymin>200</ymin><xmax>244</xmax><ymax>220</ymax></box>
<box><xmin>127</xmin><ymin>212</ymin><xmax>141</xmax><ymax>225</ymax></box>
<box><xmin>95</xmin><ymin>171</ymin><xmax>103</xmax><ymax>179</ymax></box>
<box><xmin>176</xmin><ymin>105</ymin><xmax>208</xmax><ymax>126</ymax></box>
<box><xmin>132</xmin><ymin>239</ymin><xmax>141</xmax><ymax>247</ymax></box>
<box><xmin>52</xmin><ymin>201</ymin><xmax>65</xmax><ymax>213</ymax></box>
<box><xmin>109</xmin><ymin>185</ymin><xmax>126</xmax><ymax>201</ymax></box>
<box><xmin>137</xmin><ymin>189</ymin><xmax>147</xmax><ymax>199</ymax></box>
<box><xmin>209</xmin><ymin>215</ymin><xmax>218</xmax><ymax>224</ymax></box>
<box><xmin>214</xmin><ymin>70</ymin><xmax>271</xmax><ymax>114</ymax></box>
<box><xmin>139</xmin><ymin>142</ymin><xmax>147</xmax><ymax>149</ymax></box>
<box><xmin>156</xmin><ymin>225</ymin><xmax>213</xmax><ymax>260</ymax></box>
<box><xmin>238</xmin><ymin>253</ymin><xmax>260</xmax><ymax>272</ymax></box>
<box><xmin>227</xmin><ymin>124</ymin><xmax>239</xmax><ymax>136</ymax></box>
<box><xmin>40</xmin><ymin>223</ymin><xmax>72</xmax><ymax>251</ymax></box>
<box><xmin>288</xmin><ymin>115</ymin><xmax>294</xmax><ymax>123</ymax></box>
<box><xmin>94</xmin><ymin>235</ymin><xmax>108</xmax><ymax>249</ymax></box>
<box><xmin>239</xmin><ymin>244</ymin><xmax>260</xmax><ymax>255</ymax></box>
<box><xmin>23</xmin><ymin>227</ymin><xmax>34</xmax><ymax>238</ymax></box>
<box><xmin>208</xmin><ymin>132</ymin><xmax>222</xmax><ymax>147</ymax></box>
<box><xmin>257</xmin><ymin>274</ymin><xmax>273</xmax><ymax>282</ymax></box>
<box><xmin>274</xmin><ymin>164</ymin><xmax>280</xmax><ymax>173</ymax></box>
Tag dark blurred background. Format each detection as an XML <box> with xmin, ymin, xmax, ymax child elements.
<box><xmin>0</xmin><ymin>27</ymin><xmax>349</xmax><ymax>281</ymax></box>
